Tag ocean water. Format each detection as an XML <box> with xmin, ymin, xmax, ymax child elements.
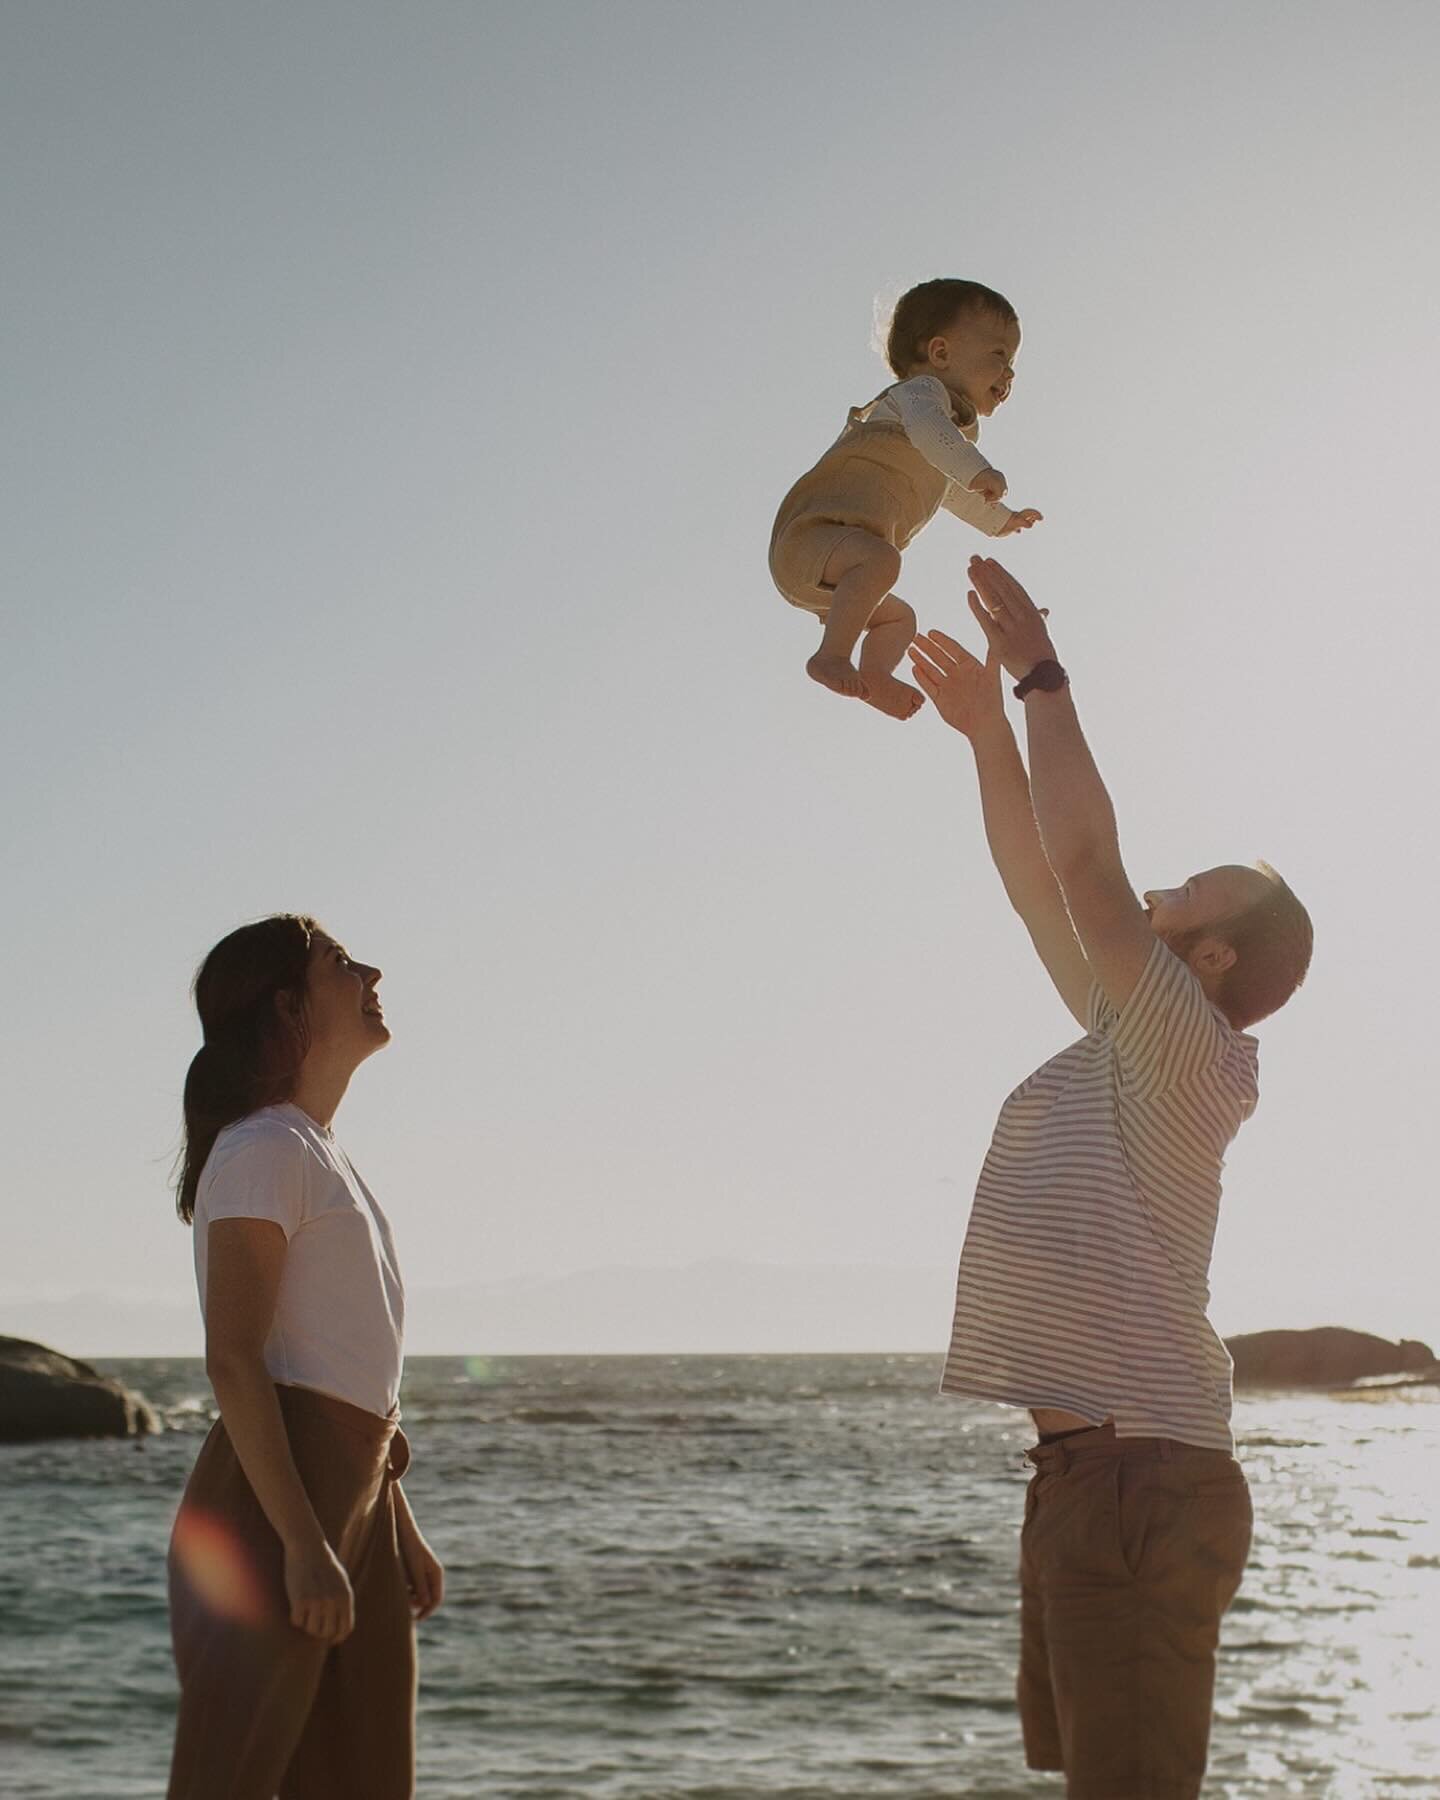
<box><xmin>1</xmin><ymin>1355</ymin><xmax>1437</xmax><ymax>1799</ymax></box>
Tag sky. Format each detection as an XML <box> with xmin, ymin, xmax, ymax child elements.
<box><xmin>3</xmin><ymin>1</ymin><xmax>1438</xmax><ymax>1356</ymax></box>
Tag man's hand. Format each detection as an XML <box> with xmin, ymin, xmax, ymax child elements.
<box><xmin>908</xmin><ymin>630</ymin><xmax>1005</xmax><ymax>739</ymax></box>
<box><xmin>997</xmin><ymin>507</ymin><xmax>1043</xmax><ymax>536</ymax></box>
<box><xmin>967</xmin><ymin>467</ymin><xmax>1008</xmax><ymax>504</ymax></box>
<box><xmin>967</xmin><ymin>556</ymin><xmax>1058</xmax><ymax>680</ymax></box>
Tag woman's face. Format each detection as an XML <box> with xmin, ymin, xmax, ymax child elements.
<box><xmin>301</xmin><ymin>930</ymin><xmax>390</xmax><ymax>1066</ymax></box>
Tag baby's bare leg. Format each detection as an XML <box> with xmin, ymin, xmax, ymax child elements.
<box><xmin>859</xmin><ymin>595</ymin><xmax>924</xmax><ymax>721</ymax></box>
<box><xmin>807</xmin><ymin>535</ymin><xmax>902</xmax><ymax>700</ymax></box>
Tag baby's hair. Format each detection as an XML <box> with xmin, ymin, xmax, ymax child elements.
<box><xmin>884</xmin><ymin>278</ymin><xmax>1018</xmax><ymax>380</ymax></box>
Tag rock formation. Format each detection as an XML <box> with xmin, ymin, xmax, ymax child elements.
<box><xmin>1226</xmin><ymin>1326</ymin><xmax>1438</xmax><ymax>1390</ymax></box>
<box><xmin>0</xmin><ymin>1336</ymin><xmax>159</xmax><ymax>1443</ymax></box>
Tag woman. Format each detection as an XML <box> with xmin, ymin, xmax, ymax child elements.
<box><xmin>166</xmin><ymin>913</ymin><xmax>442</xmax><ymax>1800</ymax></box>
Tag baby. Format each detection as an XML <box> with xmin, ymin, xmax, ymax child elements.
<box><xmin>769</xmin><ymin>278</ymin><xmax>1042</xmax><ymax>719</ymax></box>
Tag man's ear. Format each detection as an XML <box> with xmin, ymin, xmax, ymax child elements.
<box><xmin>1192</xmin><ymin>937</ymin><xmax>1237</xmax><ymax>977</ymax></box>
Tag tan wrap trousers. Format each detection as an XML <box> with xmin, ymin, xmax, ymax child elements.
<box><xmin>167</xmin><ymin>1382</ymin><xmax>416</xmax><ymax>1800</ymax></box>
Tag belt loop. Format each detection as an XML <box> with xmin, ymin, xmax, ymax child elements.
<box><xmin>1160</xmin><ymin>1437</ymin><xmax>1172</xmax><ymax>1462</ymax></box>
<box><xmin>1054</xmin><ymin>1438</ymin><xmax>1070</xmax><ymax>1475</ymax></box>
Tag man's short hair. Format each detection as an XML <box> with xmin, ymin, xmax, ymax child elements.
<box><xmin>1212</xmin><ymin>862</ymin><xmax>1313</xmax><ymax>1029</ymax></box>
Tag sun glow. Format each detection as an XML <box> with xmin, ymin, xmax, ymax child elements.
<box><xmin>171</xmin><ymin>1507</ymin><xmax>270</xmax><ymax>1627</ymax></box>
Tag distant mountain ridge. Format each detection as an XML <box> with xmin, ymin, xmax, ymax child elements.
<box><xmin>5</xmin><ymin>1266</ymin><xmax>1437</xmax><ymax>1377</ymax></box>
<box><xmin>1</xmin><ymin>1259</ymin><xmax>957</xmax><ymax>1357</ymax></box>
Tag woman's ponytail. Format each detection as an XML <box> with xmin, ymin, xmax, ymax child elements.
<box><xmin>175</xmin><ymin>914</ymin><xmax>319</xmax><ymax>1223</ymax></box>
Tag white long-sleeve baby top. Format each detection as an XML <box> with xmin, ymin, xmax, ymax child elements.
<box><xmin>856</xmin><ymin>374</ymin><xmax>1013</xmax><ymax>534</ymax></box>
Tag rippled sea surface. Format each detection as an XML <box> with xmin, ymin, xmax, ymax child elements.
<box><xmin>1</xmin><ymin>1355</ymin><xmax>1438</xmax><ymax>1798</ymax></box>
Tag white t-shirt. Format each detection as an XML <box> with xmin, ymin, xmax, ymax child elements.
<box><xmin>193</xmin><ymin>1103</ymin><xmax>405</xmax><ymax>1419</ymax></box>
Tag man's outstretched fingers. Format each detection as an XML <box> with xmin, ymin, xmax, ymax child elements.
<box><xmin>911</xmin><ymin>632</ymin><xmax>959</xmax><ymax>672</ymax></box>
<box><xmin>923</xmin><ymin>635</ymin><xmax>982</xmax><ymax>677</ymax></box>
<box><xmin>907</xmin><ymin>648</ymin><xmax>946</xmax><ymax>687</ymax></box>
<box><xmin>968</xmin><ymin>590</ymin><xmax>1003</xmax><ymax>638</ymax></box>
<box><xmin>970</xmin><ymin>560</ymin><xmax>1011</xmax><ymax>609</ymax></box>
<box><xmin>977</xmin><ymin>558</ymin><xmax>1038</xmax><ymax>619</ymax></box>
<box><xmin>907</xmin><ymin>654</ymin><xmax>948</xmax><ymax>690</ymax></box>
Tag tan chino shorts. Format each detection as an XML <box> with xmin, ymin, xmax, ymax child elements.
<box><xmin>1018</xmin><ymin>1422</ymin><xmax>1253</xmax><ymax>1798</ymax></box>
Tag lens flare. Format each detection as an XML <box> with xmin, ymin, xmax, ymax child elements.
<box><xmin>463</xmin><ymin>1355</ymin><xmax>495</xmax><ymax>1384</ymax></box>
<box><xmin>171</xmin><ymin>1507</ymin><xmax>270</xmax><ymax>1627</ymax></box>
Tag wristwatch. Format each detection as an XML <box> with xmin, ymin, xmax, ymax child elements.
<box><xmin>1013</xmin><ymin>659</ymin><xmax>1068</xmax><ymax>700</ymax></box>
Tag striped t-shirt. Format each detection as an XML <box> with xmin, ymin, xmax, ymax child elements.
<box><xmin>940</xmin><ymin>936</ymin><xmax>1260</xmax><ymax>1452</ymax></box>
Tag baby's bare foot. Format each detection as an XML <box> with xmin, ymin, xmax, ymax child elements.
<box><xmin>807</xmin><ymin>653</ymin><xmax>868</xmax><ymax>699</ymax></box>
<box><xmin>861</xmin><ymin>674</ymin><xmax>926</xmax><ymax>721</ymax></box>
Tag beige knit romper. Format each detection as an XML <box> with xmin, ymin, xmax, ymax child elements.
<box><xmin>768</xmin><ymin>391</ymin><xmax>978</xmax><ymax>616</ymax></box>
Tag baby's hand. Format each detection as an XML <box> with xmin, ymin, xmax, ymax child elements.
<box><xmin>998</xmin><ymin>508</ymin><xmax>1043</xmax><ymax>536</ymax></box>
<box><xmin>968</xmin><ymin>467</ymin><xmax>1008</xmax><ymax>504</ymax></box>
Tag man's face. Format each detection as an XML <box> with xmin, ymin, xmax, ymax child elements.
<box><xmin>1143</xmin><ymin>866</ymin><xmax>1273</xmax><ymax>946</ymax></box>
<box><xmin>928</xmin><ymin>311</ymin><xmax>1020</xmax><ymax>417</ymax></box>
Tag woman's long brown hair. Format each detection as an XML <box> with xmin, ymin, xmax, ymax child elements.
<box><xmin>175</xmin><ymin>913</ymin><xmax>319</xmax><ymax>1223</ymax></box>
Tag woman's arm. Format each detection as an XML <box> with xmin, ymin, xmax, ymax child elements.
<box><xmin>204</xmin><ymin>1217</ymin><xmax>355</xmax><ymax>1642</ymax></box>
<box><xmin>391</xmin><ymin>1481</ymin><xmax>445</xmax><ymax>1620</ymax></box>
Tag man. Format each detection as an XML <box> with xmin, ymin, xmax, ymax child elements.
<box><xmin>907</xmin><ymin>558</ymin><xmax>1313</xmax><ymax>1800</ymax></box>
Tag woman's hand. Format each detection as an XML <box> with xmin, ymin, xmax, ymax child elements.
<box><xmin>908</xmin><ymin>629</ymin><xmax>1005</xmax><ymax>739</ymax></box>
<box><xmin>397</xmin><ymin>1510</ymin><xmax>446</xmax><ymax>1622</ymax></box>
<box><xmin>284</xmin><ymin>1535</ymin><xmax>356</xmax><ymax>1643</ymax></box>
<box><xmin>997</xmin><ymin>507</ymin><xmax>1043</xmax><ymax>536</ymax></box>
<box><xmin>966</xmin><ymin>556</ymin><xmax>1058</xmax><ymax>679</ymax></box>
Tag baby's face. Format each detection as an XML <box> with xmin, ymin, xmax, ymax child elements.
<box><xmin>928</xmin><ymin>311</ymin><xmax>1021</xmax><ymax>418</ymax></box>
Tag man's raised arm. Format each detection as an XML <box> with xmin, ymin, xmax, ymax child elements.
<box><xmin>909</xmin><ymin>628</ymin><xmax>1092</xmax><ymax>1027</ymax></box>
<box><xmin>963</xmin><ymin>556</ymin><xmax>1156</xmax><ymax>1013</ymax></box>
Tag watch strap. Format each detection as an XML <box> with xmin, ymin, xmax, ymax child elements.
<box><xmin>1013</xmin><ymin>659</ymin><xmax>1068</xmax><ymax>700</ymax></box>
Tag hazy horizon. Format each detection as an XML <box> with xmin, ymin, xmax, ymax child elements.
<box><xmin>5</xmin><ymin>4</ymin><xmax>1439</xmax><ymax>1359</ymax></box>
<box><xmin>6</xmin><ymin>1254</ymin><xmax>1436</xmax><ymax>1364</ymax></box>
